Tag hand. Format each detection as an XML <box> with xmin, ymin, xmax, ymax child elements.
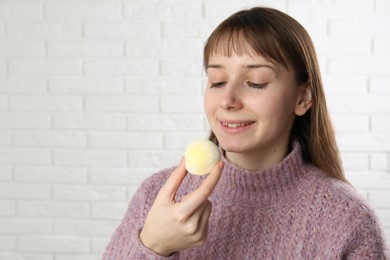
<box><xmin>139</xmin><ymin>158</ymin><xmax>223</xmax><ymax>256</ymax></box>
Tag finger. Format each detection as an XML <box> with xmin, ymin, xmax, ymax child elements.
<box><xmin>180</xmin><ymin>160</ymin><xmax>223</xmax><ymax>213</ymax></box>
<box><xmin>195</xmin><ymin>201</ymin><xmax>212</xmax><ymax>244</ymax></box>
<box><xmin>184</xmin><ymin>201</ymin><xmax>210</xmax><ymax>235</ymax></box>
<box><xmin>160</xmin><ymin>158</ymin><xmax>188</xmax><ymax>201</ymax></box>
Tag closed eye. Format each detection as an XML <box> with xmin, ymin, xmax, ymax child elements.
<box><xmin>210</xmin><ymin>81</ymin><xmax>226</xmax><ymax>88</ymax></box>
<box><xmin>247</xmin><ymin>81</ymin><xmax>268</xmax><ymax>89</ymax></box>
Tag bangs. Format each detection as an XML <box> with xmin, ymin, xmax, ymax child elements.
<box><xmin>203</xmin><ymin>9</ymin><xmax>290</xmax><ymax>71</ymax></box>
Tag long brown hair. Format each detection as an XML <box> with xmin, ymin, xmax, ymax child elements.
<box><xmin>203</xmin><ymin>7</ymin><xmax>347</xmax><ymax>182</ymax></box>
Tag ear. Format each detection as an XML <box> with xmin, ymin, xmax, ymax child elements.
<box><xmin>295</xmin><ymin>83</ymin><xmax>312</xmax><ymax>116</ymax></box>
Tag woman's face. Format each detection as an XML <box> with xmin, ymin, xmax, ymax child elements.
<box><xmin>204</xmin><ymin>52</ymin><xmax>309</xmax><ymax>169</ymax></box>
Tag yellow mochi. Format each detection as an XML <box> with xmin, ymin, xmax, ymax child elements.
<box><xmin>184</xmin><ymin>139</ymin><xmax>221</xmax><ymax>175</ymax></box>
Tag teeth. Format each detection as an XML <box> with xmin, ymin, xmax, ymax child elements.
<box><xmin>223</xmin><ymin>122</ymin><xmax>252</xmax><ymax>128</ymax></box>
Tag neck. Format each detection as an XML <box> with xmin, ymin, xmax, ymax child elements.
<box><xmin>214</xmin><ymin>141</ymin><xmax>312</xmax><ymax>207</ymax></box>
<box><xmin>225</xmin><ymin>142</ymin><xmax>289</xmax><ymax>172</ymax></box>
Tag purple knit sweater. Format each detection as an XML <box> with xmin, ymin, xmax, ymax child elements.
<box><xmin>103</xmin><ymin>143</ymin><xmax>389</xmax><ymax>259</ymax></box>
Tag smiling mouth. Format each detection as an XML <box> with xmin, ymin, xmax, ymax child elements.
<box><xmin>221</xmin><ymin>121</ymin><xmax>255</xmax><ymax>128</ymax></box>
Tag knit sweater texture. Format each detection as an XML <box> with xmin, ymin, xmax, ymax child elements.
<box><xmin>103</xmin><ymin>143</ymin><xmax>389</xmax><ymax>259</ymax></box>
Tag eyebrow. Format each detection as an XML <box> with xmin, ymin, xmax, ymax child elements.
<box><xmin>207</xmin><ymin>63</ymin><xmax>279</xmax><ymax>77</ymax></box>
<box><xmin>206</xmin><ymin>64</ymin><xmax>276</xmax><ymax>70</ymax></box>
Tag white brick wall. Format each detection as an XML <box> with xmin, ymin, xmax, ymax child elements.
<box><xmin>0</xmin><ymin>0</ymin><xmax>389</xmax><ymax>258</ymax></box>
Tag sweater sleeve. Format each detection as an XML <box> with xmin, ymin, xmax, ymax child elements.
<box><xmin>343</xmin><ymin>211</ymin><xmax>389</xmax><ymax>259</ymax></box>
<box><xmin>102</xmin><ymin>169</ymin><xmax>180</xmax><ymax>260</ymax></box>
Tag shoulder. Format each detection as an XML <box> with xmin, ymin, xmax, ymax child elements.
<box><xmin>306</xmin><ymin>165</ymin><xmax>382</xmax><ymax>230</ymax></box>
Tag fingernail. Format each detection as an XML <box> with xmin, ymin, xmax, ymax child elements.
<box><xmin>219</xmin><ymin>160</ymin><xmax>224</xmax><ymax>169</ymax></box>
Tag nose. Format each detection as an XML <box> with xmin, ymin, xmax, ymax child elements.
<box><xmin>220</xmin><ymin>83</ymin><xmax>243</xmax><ymax>110</ymax></box>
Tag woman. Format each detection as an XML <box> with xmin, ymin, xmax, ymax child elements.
<box><xmin>103</xmin><ymin>7</ymin><xmax>388</xmax><ymax>259</ymax></box>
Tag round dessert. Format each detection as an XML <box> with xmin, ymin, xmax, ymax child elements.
<box><xmin>184</xmin><ymin>139</ymin><xmax>221</xmax><ymax>175</ymax></box>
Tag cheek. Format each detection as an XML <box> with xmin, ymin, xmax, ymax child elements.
<box><xmin>203</xmin><ymin>91</ymin><xmax>215</xmax><ymax>118</ymax></box>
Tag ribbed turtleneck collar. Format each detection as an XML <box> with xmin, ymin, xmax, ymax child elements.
<box><xmin>214</xmin><ymin>141</ymin><xmax>313</xmax><ymax>207</ymax></box>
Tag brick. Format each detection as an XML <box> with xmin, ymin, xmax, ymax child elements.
<box><xmin>8</xmin><ymin>58</ymin><xmax>81</xmax><ymax>75</ymax></box>
<box><xmin>91</xmin><ymin>237</ymin><xmax>109</xmax><ymax>254</ymax></box>
<box><xmin>53</xmin><ymin>149</ymin><xmax>127</xmax><ymax>166</ymax></box>
<box><xmin>56</xmin><ymin>255</ymin><xmax>100</xmax><ymax>260</ymax></box>
<box><xmin>91</xmin><ymin>203</ymin><xmax>127</xmax><ymax>220</ymax></box>
<box><xmin>376</xmin><ymin>210</ymin><xmax>390</xmax><ymax>228</ymax></box>
<box><xmin>161</xmin><ymin>59</ymin><xmax>203</xmax><ymax>76</ymax></box>
<box><xmin>373</xmin><ymin>37</ymin><xmax>390</xmax><ymax>55</ymax></box>
<box><xmin>10</xmin><ymin>95</ymin><xmax>82</xmax><ymax>112</ymax></box>
<box><xmin>89</xmin><ymin>167</ymin><xmax>151</xmax><ymax>185</ymax></box>
<box><xmin>127</xmin><ymin>114</ymin><xmax>204</xmax><ymax>131</ymax></box>
<box><xmin>85</xmin><ymin>95</ymin><xmax>159</xmax><ymax>112</ymax></box>
<box><xmin>0</xmin><ymin>183</ymin><xmax>50</xmax><ymax>199</ymax></box>
<box><xmin>337</xmin><ymin>133</ymin><xmax>390</xmax><ymax>152</ymax></box>
<box><xmin>128</xmin><ymin>150</ymin><xmax>181</xmax><ymax>168</ymax></box>
<box><xmin>162</xmin><ymin>21</ymin><xmax>216</xmax><ymax>38</ymax></box>
<box><xmin>13</xmin><ymin>131</ymin><xmax>87</xmax><ymax>148</ymax></box>
<box><xmin>204</xmin><ymin>1</ymin><xmax>286</xmax><ymax>18</ymax></box>
<box><xmin>18</xmin><ymin>235</ymin><xmax>89</xmax><ymax>253</ymax></box>
<box><xmin>322</xmin><ymin>75</ymin><xmax>368</xmax><ymax>94</ymax></box>
<box><xmin>327</xmin><ymin>94</ymin><xmax>390</xmax><ymax>113</ymax></box>
<box><xmin>345</xmin><ymin>170</ymin><xmax>390</xmax><ymax>190</ymax></box>
<box><xmin>44</xmin><ymin>3</ymin><xmax>121</xmax><ymax>19</ymax></box>
<box><xmin>84</xmin><ymin>21</ymin><xmax>160</xmax><ymax>38</ymax></box>
<box><xmin>48</xmin><ymin>40</ymin><xmax>123</xmax><ymax>56</ymax></box>
<box><xmin>164</xmin><ymin>132</ymin><xmax>209</xmax><ymax>150</ymax></box>
<box><xmin>0</xmin><ymin>218</ymin><xmax>51</xmax><ymax>234</ymax></box>
<box><xmin>370</xmin><ymin>153</ymin><xmax>388</xmax><ymax>171</ymax></box>
<box><xmin>288</xmin><ymin>0</ymin><xmax>374</xmax><ymax>18</ymax></box>
<box><xmin>125</xmin><ymin>77</ymin><xmax>202</xmax><ymax>95</ymax></box>
<box><xmin>370</xmin><ymin>77</ymin><xmax>390</xmax><ymax>94</ymax></box>
<box><xmin>327</xmin><ymin>57</ymin><xmax>390</xmax><ymax>75</ymax></box>
<box><xmin>329</xmin><ymin>18</ymin><xmax>390</xmax><ymax>35</ymax></box>
<box><xmin>53</xmin><ymin>114</ymin><xmax>126</xmax><ymax>130</ymax></box>
<box><xmin>0</xmin><ymin>113</ymin><xmax>50</xmax><ymax>129</ymax></box>
<box><xmin>0</xmin><ymin>235</ymin><xmax>16</xmax><ymax>250</ymax></box>
<box><xmin>53</xmin><ymin>219</ymin><xmax>117</xmax><ymax>236</ymax></box>
<box><xmin>0</xmin><ymin>77</ymin><xmax>47</xmax><ymax>93</ymax></box>
<box><xmin>160</xmin><ymin>94</ymin><xmax>203</xmax><ymax>113</ymax></box>
<box><xmin>6</xmin><ymin>22</ymin><xmax>82</xmax><ymax>38</ymax></box>
<box><xmin>15</xmin><ymin>166</ymin><xmax>87</xmax><ymax>183</ymax></box>
<box><xmin>89</xmin><ymin>132</ymin><xmax>164</xmax><ymax>149</ymax></box>
<box><xmin>84</xmin><ymin>58</ymin><xmax>158</xmax><ymax>76</ymax></box>
<box><xmin>0</xmin><ymin>148</ymin><xmax>51</xmax><ymax>164</ymax></box>
<box><xmin>0</xmin><ymin>3</ymin><xmax>43</xmax><ymax>18</ymax></box>
<box><xmin>0</xmin><ymin>39</ymin><xmax>45</xmax><ymax>56</ymax></box>
<box><xmin>369</xmin><ymin>191</ymin><xmax>390</xmax><ymax>208</ymax></box>
<box><xmin>49</xmin><ymin>77</ymin><xmax>124</xmax><ymax>94</ymax></box>
<box><xmin>0</xmin><ymin>166</ymin><xmax>12</xmax><ymax>181</ymax></box>
<box><xmin>124</xmin><ymin>2</ymin><xmax>202</xmax><ymax>18</ymax></box>
<box><xmin>0</xmin><ymin>96</ymin><xmax>7</xmax><ymax>111</ymax></box>
<box><xmin>0</xmin><ymin>59</ymin><xmax>6</xmax><ymax>74</ymax></box>
<box><xmin>375</xmin><ymin>0</ymin><xmax>390</xmax><ymax>15</ymax></box>
<box><xmin>291</xmin><ymin>18</ymin><xmax>328</xmax><ymax>37</ymax></box>
<box><xmin>340</xmin><ymin>152</ymin><xmax>369</xmax><ymax>171</ymax></box>
<box><xmin>0</xmin><ymin>22</ymin><xmax>4</xmax><ymax>38</ymax></box>
<box><xmin>125</xmin><ymin>39</ymin><xmax>203</xmax><ymax>57</ymax></box>
<box><xmin>332</xmin><ymin>114</ymin><xmax>369</xmax><ymax>132</ymax></box>
<box><xmin>127</xmin><ymin>185</ymin><xmax>139</xmax><ymax>201</ymax></box>
<box><xmin>314</xmin><ymin>37</ymin><xmax>371</xmax><ymax>56</ymax></box>
<box><xmin>0</xmin><ymin>201</ymin><xmax>15</xmax><ymax>216</ymax></box>
<box><xmin>0</xmin><ymin>253</ymin><xmax>53</xmax><ymax>260</ymax></box>
<box><xmin>372</xmin><ymin>115</ymin><xmax>390</xmax><ymax>132</ymax></box>
<box><xmin>53</xmin><ymin>184</ymin><xmax>126</xmax><ymax>202</ymax></box>
<box><xmin>17</xmin><ymin>201</ymin><xmax>89</xmax><ymax>218</ymax></box>
<box><xmin>0</xmin><ymin>131</ymin><xmax>11</xmax><ymax>146</ymax></box>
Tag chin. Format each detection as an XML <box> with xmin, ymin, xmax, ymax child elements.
<box><xmin>217</xmin><ymin>138</ymin><xmax>251</xmax><ymax>153</ymax></box>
